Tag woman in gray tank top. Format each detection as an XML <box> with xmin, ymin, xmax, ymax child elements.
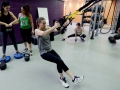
<box><xmin>35</xmin><ymin>17</ymin><xmax>84</xmax><ymax>88</ymax></box>
<box><xmin>62</xmin><ymin>23</ymin><xmax>86</xmax><ymax>42</ymax></box>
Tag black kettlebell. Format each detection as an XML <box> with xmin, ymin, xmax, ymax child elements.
<box><xmin>108</xmin><ymin>36</ymin><xmax>116</xmax><ymax>43</ymax></box>
<box><xmin>0</xmin><ymin>62</ymin><xmax>7</xmax><ymax>70</ymax></box>
<box><xmin>24</xmin><ymin>53</ymin><xmax>30</xmax><ymax>62</ymax></box>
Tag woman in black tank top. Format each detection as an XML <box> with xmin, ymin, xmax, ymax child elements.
<box><xmin>0</xmin><ymin>1</ymin><xmax>20</xmax><ymax>59</ymax></box>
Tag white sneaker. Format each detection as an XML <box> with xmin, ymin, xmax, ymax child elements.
<box><xmin>59</xmin><ymin>77</ymin><xmax>69</xmax><ymax>88</ymax></box>
<box><xmin>30</xmin><ymin>50</ymin><xmax>33</xmax><ymax>56</ymax></box>
<box><xmin>72</xmin><ymin>76</ymin><xmax>84</xmax><ymax>84</ymax></box>
<box><xmin>23</xmin><ymin>48</ymin><xmax>28</xmax><ymax>53</ymax></box>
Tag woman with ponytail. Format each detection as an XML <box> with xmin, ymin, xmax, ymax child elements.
<box><xmin>18</xmin><ymin>4</ymin><xmax>34</xmax><ymax>56</ymax></box>
<box><xmin>35</xmin><ymin>18</ymin><xmax>84</xmax><ymax>88</ymax></box>
<box><xmin>0</xmin><ymin>1</ymin><xmax>20</xmax><ymax>60</ymax></box>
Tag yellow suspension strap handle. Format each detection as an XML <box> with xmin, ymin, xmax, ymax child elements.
<box><xmin>66</xmin><ymin>0</ymin><xmax>97</xmax><ymax>19</ymax></box>
<box><xmin>60</xmin><ymin>0</ymin><xmax>102</xmax><ymax>31</ymax></box>
<box><xmin>66</xmin><ymin>10</ymin><xmax>79</xmax><ymax>19</ymax></box>
<box><xmin>58</xmin><ymin>10</ymin><xmax>79</xmax><ymax>31</ymax></box>
<box><xmin>66</xmin><ymin>0</ymin><xmax>102</xmax><ymax>19</ymax></box>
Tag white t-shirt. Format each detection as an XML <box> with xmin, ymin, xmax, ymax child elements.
<box><xmin>75</xmin><ymin>27</ymin><xmax>83</xmax><ymax>35</ymax></box>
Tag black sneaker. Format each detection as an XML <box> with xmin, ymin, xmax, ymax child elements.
<box><xmin>16</xmin><ymin>51</ymin><xmax>20</xmax><ymax>54</ymax></box>
<box><xmin>62</xmin><ymin>38</ymin><xmax>65</xmax><ymax>41</ymax></box>
<box><xmin>59</xmin><ymin>77</ymin><xmax>69</xmax><ymax>88</ymax></box>
<box><xmin>1</xmin><ymin>55</ymin><xmax>6</xmax><ymax>63</ymax></box>
<box><xmin>30</xmin><ymin>50</ymin><xmax>33</xmax><ymax>56</ymax></box>
<box><xmin>23</xmin><ymin>48</ymin><xmax>28</xmax><ymax>53</ymax></box>
<box><xmin>80</xmin><ymin>37</ymin><xmax>85</xmax><ymax>42</ymax></box>
<box><xmin>72</xmin><ymin>76</ymin><xmax>84</xmax><ymax>84</ymax></box>
<box><xmin>16</xmin><ymin>51</ymin><xmax>23</xmax><ymax>56</ymax></box>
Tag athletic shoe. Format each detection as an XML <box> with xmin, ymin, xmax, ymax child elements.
<box><xmin>81</xmin><ymin>38</ymin><xmax>85</xmax><ymax>42</ymax></box>
<box><xmin>16</xmin><ymin>51</ymin><xmax>21</xmax><ymax>54</ymax></box>
<box><xmin>1</xmin><ymin>55</ymin><xmax>6</xmax><ymax>63</ymax></box>
<box><xmin>30</xmin><ymin>50</ymin><xmax>33</xmax><ymax>56</ymax></box>
<box><xmin>62</xmin><ymin>38</ymin><xmax>65</xmax><ymax>41</ymax></box>
<box><xmin>72</xmin><ymin>76</ymin><xmax>84</xmax><ymax>84</ymax></box>
<box><xmin>23</xmin><ymin>48</ymin><xmax>28</xmax><ymax>53</ymax></box>
<box><xmin>75</xmin><ymin>39</ymin><xmax>77</xmax><ymax>42</ymax></box>
<box><xmin>80</xmin><ymin>37</ymin><xmax>85</xmax><ymax>42</ymax></box>
<box><xmin>59</xmin><ymin>77</ymin><xmax>69</xmax><ymax>88</ymax></box>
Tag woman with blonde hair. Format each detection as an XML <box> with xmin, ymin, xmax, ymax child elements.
<box><xmin>35</xmin><ymin>17</ymin><xmax>84</xmax><ymax>88</ymax></box>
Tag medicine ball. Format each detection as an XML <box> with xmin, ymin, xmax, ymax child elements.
<box><xmin>0</xmin><ymin>63</ymin><xmax>7</xmax><ymax>70</ymax></box>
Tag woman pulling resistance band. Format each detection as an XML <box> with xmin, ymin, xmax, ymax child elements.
<box><xmin>35</xmin><ymin>17</ymin><xmax>84</xmax><ymax>88</ymax></box>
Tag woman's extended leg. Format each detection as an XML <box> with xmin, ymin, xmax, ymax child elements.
<box><xmin>62</xmin><ymin>34</ymin><xmax>76</xmax><ymax>41</ymax></box>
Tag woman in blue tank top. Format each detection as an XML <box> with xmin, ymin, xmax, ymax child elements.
<box><xmin>35</xmin><ymin>17</ymin><xmax>84</xmax><ymax>88</ymax></box>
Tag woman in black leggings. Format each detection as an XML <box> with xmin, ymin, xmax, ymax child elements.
<box><xmin>0</xmin><ymin>1</ymin><xmax>20</xmax><ymax>59</ymax></box>
<box><xmin>35</xmin><ymin>17</ymin><xmax>84</xmax><ymax>88</ymax></box>
<box><xmin>18</xmin><ymin>4</ymin><xmax>34</xmax><ymax>55</ymax></box>
<box><xmin>62</xmin><ymin>23</ymin><xmax>86</xmax><ymax>42</ymax></box>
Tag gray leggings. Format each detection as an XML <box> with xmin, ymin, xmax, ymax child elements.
<box><xmin>0</xmin><ymin>31</ymin><xmax>18</xmax><ymax>54</ymax></box>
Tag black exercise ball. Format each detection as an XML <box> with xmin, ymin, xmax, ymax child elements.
<box><xmin>0</xmin><ymin>63</ymin><xmax>7</xmax><ymax>70</ymax></box>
